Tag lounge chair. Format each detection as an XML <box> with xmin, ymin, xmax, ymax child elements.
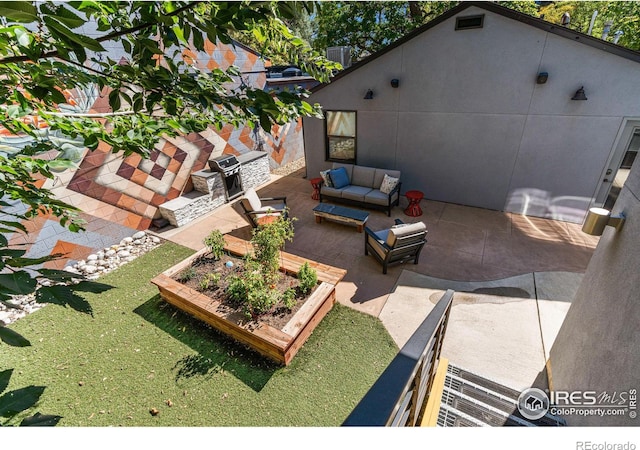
<box><xmin>364</xmin><ymin>219</ymin><xmax>427</xmax><ymax>274</ymax></box>
<box><xmin>239</xmin><ymin>188</ymin><xmax>288</xmax><ymax>228</ymax></box>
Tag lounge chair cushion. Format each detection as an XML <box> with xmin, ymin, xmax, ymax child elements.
<box><xmin>243</xmin><ymin>188</ymin><xmax>262</xmax><ymax>211</ymax></box>
<box><xmin>367</xmin><ymin>230</ymin><xmax>390</xmax><ymax>260</ymax></box>
<box><xmin>386</xmin><ymin>222</ymin><xmax>427</xmax><ymax>247</ymax></box>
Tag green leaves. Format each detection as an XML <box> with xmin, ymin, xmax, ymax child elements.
<box><xmin>0</xmin><ymin>327</ymin><xmax>31</xmax><ymax>347</ymax></box>
<box><xmin>35</xmin><ymin>285</ymin><xmax>93</xmax><ymax>315</ymax></box>
<box><xmin>0</xmin><ymin>1</ymin><xmax>38</xmax><ymax>22</ymax></box>
<box><xmin>20</xmin><ymin>412</ymin><xmax>63</xmax><ymax>426</ymax></box>
<box><xmin>0</xmin><ymin>272</ymin><xmax>37</xmax><ymax>296</ymax></box>
<box><xmin>0</xmin><ymin>375</ymin><xmax>61</xmax><ymax>426</ymax></box>
<box><xmin>0</xmin><ymin>385</ymin><xmax>45</xmax><ymax>418</ymax></box>
<box><xmin>43</xmin><ymin>15</ymin><xmax>105</xmax><ymax>53</ymax></box>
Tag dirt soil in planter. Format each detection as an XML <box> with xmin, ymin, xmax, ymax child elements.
<box><xmin>172</xmin><ymin>252</ymin><xmax>317</xmax><ymax>330</ymax></box>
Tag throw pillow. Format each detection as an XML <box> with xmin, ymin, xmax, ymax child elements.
<box><xmin>319</xmin><ymin>169</ymin><xmax>333</xmax><ymax>188</ymax></box>
<box><xmin>380</xmin><ymin>174</ymin><xmax>399</xmax><ymax>194</ymax></box>
<box><xmin>329</xmin><ymin>167</ymin><xmax>350</xmax><ymax>189</ymax></box>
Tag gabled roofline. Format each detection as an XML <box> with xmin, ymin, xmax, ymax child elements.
<box><xmin>312</xmin><ymin>1</ymin><xmax>640</xmax><ymax>93</ymax></box>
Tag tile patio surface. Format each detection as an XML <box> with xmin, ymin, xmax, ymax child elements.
<box><xmin>155</xmin><ymin>168</ymin><xmax>599</xmax><ymax>390</ymax></box>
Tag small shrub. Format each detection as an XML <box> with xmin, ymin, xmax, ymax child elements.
<box><xmin>197</xmin><ymin>273</ymin><xmax>221</xmax><ymax>291</ymax></box>
<box><xmin>204</xmin><ymin>230</ymin><xmax>225</xmax><ymax>260</ymax></box>
<box><xmin>245</xmin><ymin>285</ymin><xmax>280</xmax><ymax>318</ymax></box>
<box><xmin>281</xmin><ymin>288</ymin><xmax>296</xmax><ymax>310</ymax></box>
<box><xmin>198</xmin><ymin>276</ymin><xmax>210</xmax><ymax>291</ymax></box>
<box><xmin>177</xmin><ymin>267</ymin><xmax>196</xmax><ymax>282</ymax></box>
<box><xmin>207</xmin><ymin>272</ymin><xmax>221</xmax><ymax>287</ymax></box>
<box><xmin>251</xmin><ymin>215</ymin><xmax>296</xmax><ymax>284</ymax></box>
<box><xmin>297</xmin><ymin>262</ymin><xmax>317</xmax><ymax>295</ymax></box>
<box><xmin>226</xmin><ymin>276</ymin><xmax>248</xmax><ymax>306</ymax></box>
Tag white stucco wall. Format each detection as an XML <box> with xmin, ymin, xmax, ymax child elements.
<box><xmin>547</xmin><ymin>157</ymin><xmax>640</xmax><ymax>426</ymax></box>
<box><xmin>304</xmin><ymin>5</ymin><xmax>640</xmax><ymax>221</ymax></box>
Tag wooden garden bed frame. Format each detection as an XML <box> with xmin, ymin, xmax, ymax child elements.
<box><xmin>151</xmin><ymin>235</ymin><xmax>347</xmax><ymax>365</ymax></box>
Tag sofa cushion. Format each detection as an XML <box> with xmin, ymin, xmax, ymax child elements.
<box><xmin>374</xmin><ymin>169</ymin><xmax>401</xmax><ymax>189</ymax></box>
<box><xmin>380</xmin><ymin>174</ymin><xmax>400</xmax><ymax>194</ymax></box>
<box><xmin>320</xmin><ymin>185</ymin><xmax>346</xmax><ymax>198</ymax></box>
<box><xmin>351</xmin><ymin>165</ymin><xmax>376</xmax><ymax>189</ymax></box>
<box><xmin>329</xmin><ymin>166</ymin><xmax>350</xmax><ymax>189</ymax></box>
<box><xmin>332</xmin><ymin>162</ymin><xmax>353</xmax><ymax>181</ymax></box>
<box><xmin>364</xmin><ymin>189</ymin><xmax>391</xmax><ymax>206</ymax></box>
<box><xmin>341</xmin><ymin>185</ymin><xmax>372</xmax><ymax>202</ymax></box>
<box><xmin>386</xmin><ymin>222</ymin><xmax>427</xmax><ymax>247</ymax></box>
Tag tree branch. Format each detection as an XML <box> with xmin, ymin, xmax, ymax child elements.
<box><xmin>0</xmin><ymin>1</ymin><xmax>205</xmax><ymax>65</ymax></box>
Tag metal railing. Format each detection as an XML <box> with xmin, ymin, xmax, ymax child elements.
<box><xmin>342</xmin><ymin>289</ymin><xmax>455</xmax><ymax>426</ymax></box>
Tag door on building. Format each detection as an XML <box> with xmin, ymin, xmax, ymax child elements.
<box><xmin>595</xmin><ymin>122</ymin><xmax>640</xmax><ymax>210</ymax></box>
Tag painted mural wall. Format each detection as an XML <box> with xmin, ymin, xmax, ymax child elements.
<box><xmin>303</xmin><ymin>5</ymin><xmax>640</xmax><ymax>223</ymax></box>
<box><xmin>0</xmin><ymin>39</ymin><xmax>305</xmax><ymax>268</ymax></box>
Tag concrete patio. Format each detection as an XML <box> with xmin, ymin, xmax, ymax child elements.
<box><xmin>155</xmin><ymin>167</ymin><xmax>599</xmax><ymax>391</ymax></box>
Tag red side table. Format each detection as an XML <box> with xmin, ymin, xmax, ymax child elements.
<box><xmin>405</xmin><ymin>190</ymin><xmax>424</xmax><ymax>217</ymax></box>
<box><xmin>309</xmin><ymin>177</ymin><xmax>323</xmax><ymax>200</ymax></box>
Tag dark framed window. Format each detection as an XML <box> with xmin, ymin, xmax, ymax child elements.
<box><xmin>325</xmin><ymin>110</ymin><xmax>356</xmax><ymax>163</ymax></box>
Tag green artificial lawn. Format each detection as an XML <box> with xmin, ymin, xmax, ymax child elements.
<box><xmin>1</xmin><ymin>242</ymin><xmax>398</xmax><ymax>427</ymax></box>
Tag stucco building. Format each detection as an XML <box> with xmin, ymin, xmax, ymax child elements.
<box><xmin>303</xmin><ymin>1</ymin><xmax>640</xmax><ymax>223</ymax></box>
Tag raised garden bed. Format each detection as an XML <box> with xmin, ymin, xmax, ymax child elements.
<box><xmin>151</xmin><ymin>235</ymin><xmax>346</xmax><ymax>365</ymax></box>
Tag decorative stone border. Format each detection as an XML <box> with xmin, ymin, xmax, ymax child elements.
<box><xmin>0</xmin><ymin>231</ymin><xmax>162</xmax><ymax>326</ymax></box>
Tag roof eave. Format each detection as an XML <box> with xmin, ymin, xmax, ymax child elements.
<box><xmin>311</xmin><ymin>1</ymin><xmax>640</xmax><ymax>94</ymax></box>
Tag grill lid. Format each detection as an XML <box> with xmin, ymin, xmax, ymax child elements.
<box><xmin>208</xmin><ymin>154</ymin><xmax>240</xmax><ymax>172</ymax></box>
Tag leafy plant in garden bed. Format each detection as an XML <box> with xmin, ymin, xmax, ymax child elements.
<box><xmin>152</xmin><ymin>215</ymin><xmax>347</xmax><ymax>365</ymax></box>
<box><xmin>177</xmin><ymin>217</ymin><xmax>318</xmax><ymax>325</ymax></box>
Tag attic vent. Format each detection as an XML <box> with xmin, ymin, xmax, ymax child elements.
<box><xmin>455</xmin><ymin>14</ymin><xmax>484</xmax><ymax>30</ymax></box>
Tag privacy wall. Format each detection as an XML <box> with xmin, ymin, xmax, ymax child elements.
<box><xmin>0</xmin><ymin>39</ymin><xmax>304</xmax><ymax>268</ymax></box>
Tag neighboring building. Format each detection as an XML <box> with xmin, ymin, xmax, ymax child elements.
<box><xmin>303</xmin><ymin>1</ymin><xmax>640</xmax><ymax>223</ymax></box>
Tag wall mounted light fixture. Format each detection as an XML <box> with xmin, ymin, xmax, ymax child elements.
<box><xmin>571</xmin><ymin>86</ymin><xmax>587</xmax><ymax>100</ymax></box>
<box><xmin>581</xmin><ymin>207</ymin><xmax>625</xmax><ymax>236</ymax></box>
<box><xmin>364</xmin><ymin>89</ymin><xmax>374</xmax><ymax>99</ymax></box>
<box><xmin>390</xmin><ymin>79</ymin><xmax>400</xmax><ymax>88</ymax></box>
<box><xmin>536</xmin><ymin>72</ymin><xmax>548</xmax><ymax>84</ymax></box>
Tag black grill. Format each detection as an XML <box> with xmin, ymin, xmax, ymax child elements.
<box><xmin>208</xmin><ymin>154</ymin><xmax>244</xmax><ymax>201</ymax></box>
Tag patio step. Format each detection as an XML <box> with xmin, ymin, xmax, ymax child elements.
<box><xmin>436</xmin><ymin>364</ymin><xmax>566</xmax><ymax>427</ymax></box>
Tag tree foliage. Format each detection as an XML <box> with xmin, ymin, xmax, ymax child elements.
<box><xmin>540</xmin><ymin>1</ymin><xmax>640</xmax><ymax>50</ymax></box>
<box><xmin>0</xmin><ymin>0</ymin><xmax>338</xmax><ymax>426</ymax></box>
<box><xmin>312</xmin><ymin>1</ymin><xmax>540</xmax><ymax>61</ymax></box>
<box><xmin>0</xmin><ymin>0</ymin><xmax>338</xmax><ymax>321</ymax></box>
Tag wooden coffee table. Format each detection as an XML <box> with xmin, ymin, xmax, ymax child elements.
<box><xmin>313</xmin><ymin>203</ymin><xmax>370</xmax><ymax>232</ymax></box>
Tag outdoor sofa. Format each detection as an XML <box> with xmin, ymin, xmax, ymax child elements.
<box><xmin>318</xmin><ymin>162</ymin><xmax>401</xmax><ymax>216</ymax></box>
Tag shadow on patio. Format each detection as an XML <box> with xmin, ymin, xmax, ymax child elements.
<box><xmin>155</xmin><ymin>167</ymin><xmax>598</xmax><ymax>319</ymax></box>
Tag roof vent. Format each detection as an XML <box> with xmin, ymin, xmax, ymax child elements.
<box><xmin>455</xmin><ymin>14</ymin><xmax>484</xmax><ymax>31</ymax></box>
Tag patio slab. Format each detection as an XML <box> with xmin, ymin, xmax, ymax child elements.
<box><xmin>153</xmin><ymin>169</ymin><xmax>596</xmax><ymax>389</ymax></box>
<box><xmin>379</xmin><ymin>269</ymin><xmax>583</xmax><ymax>391</ymax></box>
